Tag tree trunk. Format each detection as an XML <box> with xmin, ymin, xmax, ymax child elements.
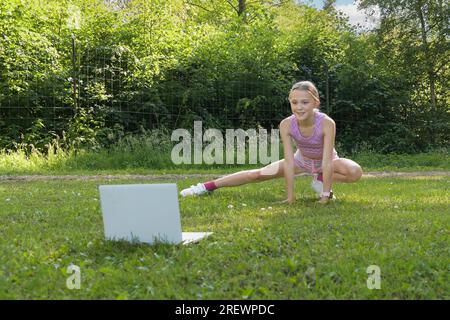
<box><xmin>416</xmin><ymin>0</ymin><xmax>437</xmax><ymax>144</ymax></box>
<box><xmin>416</xmin><ymin>0</ymin><xmax>437</xmax><ymax>110</ymax></box>
<box><xmin>238</xmin><ymin>0</ymin><xmax>246</xmax><ymax>16</ymax></box>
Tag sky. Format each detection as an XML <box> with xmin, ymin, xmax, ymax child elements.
<box><xmin>301</xmin><ymin>0</ymin><xmax>380</xmax><ymax>30</ymax></box>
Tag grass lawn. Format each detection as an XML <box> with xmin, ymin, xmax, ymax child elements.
<box><xmin>0</xmin><ymin>175</ymin><xmax>448</xmax><ymax>299</ymax></box>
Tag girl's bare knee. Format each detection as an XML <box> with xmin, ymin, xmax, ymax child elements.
<box><xmin>247</xmin><ymin>169</ymin><xmax>261</xmax><ymax>182</ymax></box>
<box><xmin>249</xmin><ymin>166</ymin><xmax>280</xmax><ymax>182</ymax></box>
<box><xmin>350</xmin><ymin>165</ymin><xmax>363</xmax><ymax>182</ymax></box>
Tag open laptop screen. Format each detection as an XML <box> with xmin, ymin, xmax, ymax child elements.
<box><xmin>99</xmin><ymin>184</ymin><xmax>183</xmax><ymax>244</ymax></box>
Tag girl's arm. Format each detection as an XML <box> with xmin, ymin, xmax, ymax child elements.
<box><xmin>320</xmin><ymin>117</ymin><xmax>336</xmax><ymax>202</ymax></box>
<box><xmin>280</xmin><ymin>119</ymin><xmax>295</xmax><ymax>203</ymax></box>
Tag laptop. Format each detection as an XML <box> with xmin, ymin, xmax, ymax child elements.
<box><xmin>98</xmin><ymin>183</ymin><xmax>212</xmax><ymax>245</ymax></box>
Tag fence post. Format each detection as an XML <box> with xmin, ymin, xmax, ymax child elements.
<box><xmin>71</xmin><ymin>33</ymin><xmax>78</xmax><ymax>113</ymax></box>
<box><xmin>323</xmin><ymin>59</ymin><xmax>330</xmax><ymax>114</ymax></box>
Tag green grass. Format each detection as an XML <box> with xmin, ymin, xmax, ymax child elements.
<box><xmin>0</xmin><ymin>175</ymin><xmax>448</xmax><ymax>299</ymax></box>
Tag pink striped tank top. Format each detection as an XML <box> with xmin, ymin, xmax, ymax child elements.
<box><xmin>290</xmin><ymin>110</ymin><xmax>336</xmax><ymax>160</ymax></box>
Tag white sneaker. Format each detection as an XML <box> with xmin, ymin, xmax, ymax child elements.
<box><xmin>311</xmin><ymin>175</ymin><xmax>336</xmax><ymax>200</ymax></box>
<box><xmin>180</xmin><ymin>183</ymin><xmax>209</xmax><ymax>197</ymax></box>
<box><xmin>311</xmin><ymin>174</ymin><xmax>323</xmax><ymax>197</ymax></box>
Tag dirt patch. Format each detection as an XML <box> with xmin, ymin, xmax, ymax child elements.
<box><xmin>362</xmin><ymin>171</ymin><xmax>450</xmax><ymax>178</ymax></box>
<box><xmin>0</xmin><ymin>171</ymin><xmax>449</xmax><ymax>182</ymax></box>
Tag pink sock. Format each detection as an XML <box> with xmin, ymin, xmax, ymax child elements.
<box><xmin>317</xmin><ymin>173</ymin><xmax>323</xmax><ymax>182</ymax></box>
<box><xmin>204</xmin><ymin>181</ymin><xmax>217</xmax><ymax>191</ymax></box>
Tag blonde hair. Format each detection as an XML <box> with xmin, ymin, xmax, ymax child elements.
<box><xmin>289</xmin><ymin>81</ymin><xmax>320</xmax><ymax>103</ymax></box>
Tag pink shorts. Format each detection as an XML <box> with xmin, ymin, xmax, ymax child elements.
<box><xmin>294</xmin><ymin>150</ymin><xmax>339</xmax><ymax>174</ymax></box>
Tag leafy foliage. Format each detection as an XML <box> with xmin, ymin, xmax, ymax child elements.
<box><xmin>0</xmin><ymin>0</ymin><xmax>448</xmax><ymax>154</ymax></box>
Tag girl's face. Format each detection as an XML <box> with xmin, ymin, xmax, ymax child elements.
<box><xmin>289</xmin><ymin>89</ymin><xmax>319</xmax><ymax>122</ymax></box>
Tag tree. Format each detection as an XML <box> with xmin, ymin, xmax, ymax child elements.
<box><xmin>358</xmin><ymin>0</ymin><xmax>449</xmax><ymax>147</ymax></box>
<box><xmin>185</xmin><ymin>0</ymin><xmax>291</xmax><ymax>23</ymax></box>
<box><xmin>359</xmin><ymin>0</ymin><xmax>449</xmax><ymax>112</ymax></box>
<box><xmin>323</xmin><ymin>0</ymin><xmax>336</xmax><ymax>11</ymax></box>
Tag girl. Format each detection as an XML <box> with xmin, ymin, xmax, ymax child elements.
<box><xmin>180</xmin><ymin>81</ymin><xmax>362</xmax><ymax>204</ymax></box>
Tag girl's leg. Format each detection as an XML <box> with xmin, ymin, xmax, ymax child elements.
<box><xmin>214</xmin><ymin>159</ymin><xmax>305</xmax><ymax>188</ymax></box>
<box><xmin>181</xmin><ymin>159</ymin><xmax>305</xmax><ymax>196</ymax></box>
<box><xmin>331</xmin><ymin>158</ymin><xmax>363</xmax><ymax>183</ymax></box>
<box><xmin>311</xmin><ymin>158</ymin><xmax>362</xmax><ymax>197</ymax></box>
